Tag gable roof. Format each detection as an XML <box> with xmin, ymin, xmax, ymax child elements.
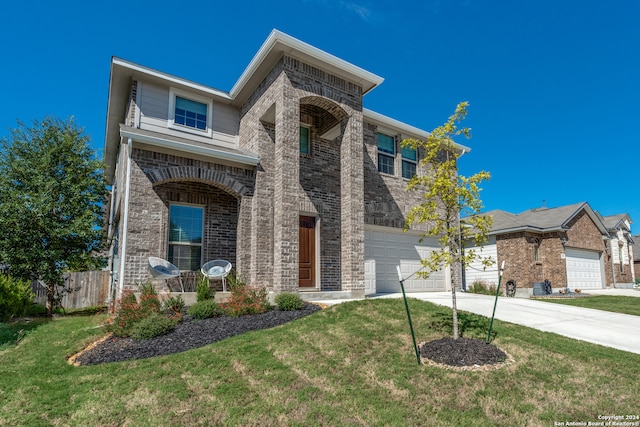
<box><xmin>475</xmin><ymin>202</ymin><xmax>609</xmax><ymax>236</ymax></box>
<box><xmin>599</xmin><ymin>213</ymin><xmax>632</xmax><ymax>232</ymax></box>
<box><xmin>104</xmin><ymin>29</ymin><xmax>469</xmax><ymax>182</ymax></box>
<box><xmin>230</xmin><ymin>29</ymin><xmax>384</xmax><ymax>104</ymax></box>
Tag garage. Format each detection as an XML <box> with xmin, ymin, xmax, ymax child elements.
<box><xmin>565</xmin><ymin>248</ymin><xmax>604</xmax><ymax>289</ymax></box>
<box><xmin>364</xmin><ymin>227</ymin><xmax>448</xmax><ymax>294</ymax></box>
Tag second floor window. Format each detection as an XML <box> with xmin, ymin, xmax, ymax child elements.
<box><xmin>401</xmin><ymin>146</ymin><xmax>417</xmax><ymax>179</ymax></box>
<box><xmin>377</xmin><ymin>133</ymin><xmax>395</xmax><ymax>175</ymax></box>
<box><xmin>300</xmin><ymin>126</ymin><xmax>310</xmax><ymax>155</ymax></box>
<box><xmin>175</xmin><ymin>97</ymin><xmax>207</xmax><ymax>131</ymax></box>
<box><xmin>168</xmin><ymin>204</ymin><xmax>203</xmax><ymax>271</ymax></box>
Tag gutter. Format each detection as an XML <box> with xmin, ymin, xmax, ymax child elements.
<box><xmin>230</xmin><ymin>29</ymin><xmax>384</xmax><ymax>98</ymax></box>
<box><xmin>118</xmin><ymin>137</ymin><xmax>133</xmax><ymax>296</ymax></box>
<box><xmin>363</xmin><ymin>108</ymin><xmax>472</xmax><ymax>155</ymax></box>
<box><xmin>119</xmin><ymin>128</ymin><xmax>260</xmax><ymax>166</ymax></box>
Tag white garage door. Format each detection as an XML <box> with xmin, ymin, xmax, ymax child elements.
<box><xmin>565</xmin><ymin>248</ymin><xmax>604</xmax><ymax>289</ymax></box>
<box><xmin>364</xmin><ymin>227</ymin><xmax>447</xmax><ymax>294</ymax></box>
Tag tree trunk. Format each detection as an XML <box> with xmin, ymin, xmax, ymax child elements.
<box><xmin>46</xmin><ymin>283</ymin><xmax>54</xmax><ymax>317</ymax></box>
<box><xmin>451</xmin><ymin>286</ymin><xmax>459</xmax><ymax>339</ymax></box>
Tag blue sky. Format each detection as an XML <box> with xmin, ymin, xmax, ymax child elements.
<box><xmin>1</xmin><ymin>0</ymin><xmax>638</xmax><ymax>228</ymax></box>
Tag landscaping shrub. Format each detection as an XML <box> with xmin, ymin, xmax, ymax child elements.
<box><xmin>0</xmin><ymin>275</ymin><xmax>35</xmax><ymax>322</ymax></box>
<box><xmin>138</xmin><ymin>282</ymin><xmax>162</xmax><ymax>316</ymax></box>
<box><xmin>109</xmin><ymin>290</ymin><xmax>142</xmax><ymax>337</ymax></box>
<box><xmin>274</xmin><ymin>292</ymin><xmax>305</xmax><ymax>311</ymax></box>
<box><xmin>187</xmin><ymin>300</ymin><xmax>221</xmax><ymax>319</ymax></box>
<box><xmin>163</xmin><ymin>294</ymin><xmax>185</xmax><ymax>316</ymax></box>
<box><xmin>196</xmin><ymin>273</ymin><xmax>214</xmax><ymax>301</ymax></box>
<box><xmin>468</xmin><ymin>280</ymin><xmax>503</xmax><ymax>296</ymax></box>
<box><xmin>110</xmin><ymin>286</ymin><xmax>174</xmax><ymax>337</ymax></box>
<box><xmin>224</xmin><ymin>276</ymin><xmax>270</xmax><ymax>316</ymax></box>
<box><xmin>131</xmin><ymin>312</ymin><xmax>177</xmax><ymax>339</ymax></box>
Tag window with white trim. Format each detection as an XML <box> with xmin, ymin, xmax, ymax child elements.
<box><xmin>377</xmin><ymin>132</ymin><xmax>395</xmax><ymax>175</ymax></box>
<box><xmin>168</xmin><ymin>88</ymin><xmax>213</xmax><ymax>136</ymax></box>
<box><xmin>401</xmin><ymin>145</ymin><xmax>417</xmax><ymax>179</ymax></box>
<box><xmin>175</xmin><ymin>97</ymin><xmax>207</xmax><ymax>130</ymax></box>
<box><xmin>168</xmin><ymin>204</ymin><xmax>203</xmax><ymax>271</ymax></box>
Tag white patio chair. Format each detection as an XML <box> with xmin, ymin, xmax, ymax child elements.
<box><xmin>201</xmin><ymin>260</ymin><xmax>232</xmax><ymax>292</ymax></box>
<box><xmin>148</xmin><ymin>256</ymin><xmax>184</xmax><ymax>292</ymax></box>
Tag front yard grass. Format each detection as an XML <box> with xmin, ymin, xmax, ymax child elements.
<box><xmin>537</xmin><ymin>295</ymin><xmax>640</xmax><ymax>316</ymax></box>
<box><xmin>1</xmin><ymin>298</ymin><xmax>638</xmax><ymax>426</ymax></box>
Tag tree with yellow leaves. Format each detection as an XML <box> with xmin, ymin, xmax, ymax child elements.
<box><xmin>402</xmin><ymin>102</ymin><xmax>493</xmax><ymax>339</ymax></box>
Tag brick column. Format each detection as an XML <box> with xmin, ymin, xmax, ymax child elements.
<box><xmin>272</xmin><ymin>80</ymin><xmax>300</xmax><ymax>292</ymax></box>
<box><xmin>235</xmin><ymin>195</ymin><xmax>252</xmax><ymax>279</ymax></box>
<box><xmin>340</xmin><ymin>112</ymin><xmax>365</xmax><ymax>292</ymax></box>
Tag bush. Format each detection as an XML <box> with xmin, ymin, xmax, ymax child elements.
<box><xmin>131</xmin><ymin>312</ymin><xmax>177</xmax><ymax>339</ymax></box>
<box><xmin>163</xmin><ymin>294</ymin><xmax>185</xmax><ymax>315</ymax></box>
<box><xmin>109</xmin><ymin>290</ymin><xmax>142</xmax><ymax>337</ymax></box>
<box><xmin>468</xmin><ymin>280</ymin><xmax>503</xmax><ymax>296</ymax></box>
<box><xmin>138</xmin><ymin>282</ymin><xmax>161</xmax><ymax>316</ymax></box>
<box><xmin>224</xmin><ymin>276</ymin><xmax>270</xmax><ymax>316</ymax></box>
<box><xmin>187</xmin><ymin>300</ymin><xmax>221</xmax><ymax>319</ymax></box>
<box><xmin>0</xmin><ymin>275</ymin><xmax>35</xmax><ymax>322</ymax></box>
<box><xmin>196</xmin><ymin>273</ymin><xmax>214</xmax><ymax>302</ymax></box>
<box><xmin>275</xmin><ymin>292</ymin><xmax>305</xmax><ymax>311</ymax></box>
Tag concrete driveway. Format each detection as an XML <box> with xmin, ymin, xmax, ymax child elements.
<box><xmin>368</xmin><ymin>289</ymin><xmax>640</xmax><ymax>355</ymax></box>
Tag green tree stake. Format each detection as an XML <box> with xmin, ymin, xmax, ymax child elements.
<box><xmin>487</xmin><ymin>260</ymin><xmax>505</xmax><ymax>343</ymax></box>
<box><xmin>397</xmin><ymin>266</ymin><xmax>420</xmax><ymax>365</ymax></box>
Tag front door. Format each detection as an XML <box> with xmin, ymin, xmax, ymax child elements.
<box><xmin>299</xmin><ymin>216</ymin><xmax>316</xmax><ymax>288</ymax></box>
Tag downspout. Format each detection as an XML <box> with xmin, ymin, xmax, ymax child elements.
<box><xmin>106</xmin><ymin>174</ymin><xmax>117</xmax><ymax>305</ymax></box>
<box><xmin>118</xmin><ymin>137</ymin><xmax>133</xmax><ymax>297</ymax></box>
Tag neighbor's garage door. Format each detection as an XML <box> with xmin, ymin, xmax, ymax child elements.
<box><xmin>565</xmin><ymin>248</ymin><xmax>604</xmax><ymax>289</ymax></box>
<box><xmin>364</xmin><ymin>227</ymin><xmax>447</xmax><ymax>294</ymax></box>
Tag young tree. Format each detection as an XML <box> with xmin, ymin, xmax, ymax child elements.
<box><xmin>0</xmin><ymin>117</ymin><xmax>106</xmax><ymax>316</ymax></box>
<box><xmin>402</xmin><ymin>102</ymin><xmax>493</xmax><ymax>339</ymax></box>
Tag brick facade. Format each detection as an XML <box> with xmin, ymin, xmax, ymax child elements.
<box><xmin>120</xmin><ymin>148</ymin><xmax>255</xmax><ymax>289</ymax></box>
<box><xmin>237</xmin><ymin>55</ymin><xmax>366</xmax><ymax>294</ymax></box>
<box><xmin>497</xmin><ymin>210</ymin><xmax>611</xmax><ymax>289</ymax></box>
<box><xmin>107</xmin><ymin>33</ymin><xmax>451</xmax><ymax>298</ymax></box>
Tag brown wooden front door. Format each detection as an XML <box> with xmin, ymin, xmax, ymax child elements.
<box><xmin>299</xmin><ymin>216</ymin><xmax>316</xmax><ymax>288</ymax></box>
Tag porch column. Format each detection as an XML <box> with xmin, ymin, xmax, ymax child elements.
<box><xmin>272</xmin><ymin>80</ymin><xmax>300</xmax><ymax>292</ymax></box>
<box><xmin>340</xmin><ymin>112</ymin><xmax>365</xmax><ymax>292</ymax></box>
<box><xmin>235</xmin><ymin>195</ymin><xmax>252</xmax><ymax>280</ymax></box>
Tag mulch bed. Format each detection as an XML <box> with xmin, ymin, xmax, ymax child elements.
<box><xmin>70</xmin><ymin>303</ymin><xmax>322</xmax><ymax>366</ymax></box>
<box><xmin>419</xmin><ymin>337</ymin><xmax>508</xmax><ymax>370</ymax></box>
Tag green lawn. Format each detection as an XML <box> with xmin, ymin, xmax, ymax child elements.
<box><xmin>1</xmin><ymin>299</ymin><xmax>638</xmax><ymax>426</ymax></box>
<box><xmin>538</xmin><ymin>295</ymin><xmax>640</xmax><ymax>316</ymax></box>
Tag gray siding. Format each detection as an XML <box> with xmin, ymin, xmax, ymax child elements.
<box><xmin>137</xmin><ymin>81</ymin><xmax>239</xmax><ymax>146</ymax></box>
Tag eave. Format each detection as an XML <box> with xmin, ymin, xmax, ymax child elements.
<box><xmin>119</xmin><ymin>125</ymin><xmax>260</xmax><ymax>166</ymax></box>
<box><xmin>229</xmin><ymin>29</ymin><xmax>384</xmax><ymax>107</ymax></box>
<box><xmin>363</xmin><ymin>108</ymin><xmax>472</xmax><ymax>156</ymax></box>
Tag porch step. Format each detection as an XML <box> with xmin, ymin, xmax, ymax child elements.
<box><xmin>298</xmin><ymin>290</ymin><xmax>364</xmax><ymax>302</ymax></box>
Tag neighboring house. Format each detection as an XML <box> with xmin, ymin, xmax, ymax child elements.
<box><xmin>599</xmin><ymin>214</ymin><xmax>635</xmax><ymax>286</ymax></box>
<box><xmin>632</xmin><ymin>235</ymin><xmax>640</xmax><ymax>281</ymax></box>
<box><xmin>104</xmin><ymin>30</ymin><xmax>467</xmax><ymax>302</ymax></box>
<box><xmin>463</xmin><ymin>202</ymin><xmax>633</xmax><ymax>294</ymax></box>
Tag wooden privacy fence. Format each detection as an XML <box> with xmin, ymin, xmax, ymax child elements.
<box><xmin>32</xmin><ymin>270</ymin><xmax>110</xmax><ymax>310</ymax></box>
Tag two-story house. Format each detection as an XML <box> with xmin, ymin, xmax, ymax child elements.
<box><xmin>104</xmin><ymin>30</ymin><xmax>467</xmax><ymax>302</ymax></box>
<box><xmin>601</xmin><ymin>213</ymin><xmax>635</xmax><ymax>286</ymax></box>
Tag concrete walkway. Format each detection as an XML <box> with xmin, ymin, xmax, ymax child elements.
<box><xmin>311</xmin><ymin>289</ymin><xmax>640</xmax><ymax>355</ymax></box>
